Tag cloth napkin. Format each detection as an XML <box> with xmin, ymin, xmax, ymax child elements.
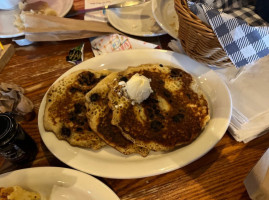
<box><xmin>188</xmin><ymin>0</ymin><xmax>269</xmax><ymax>68</ymax></box>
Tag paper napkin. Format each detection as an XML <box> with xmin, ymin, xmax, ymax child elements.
<box><xmin>0</xmin><ymin>82</ymin><xmax>34</xmax><ymax>120</ymax></box>
<box><xmin>215</xmin><ymin>55</ymin><xmax>269</xmax><ymax>143</ymax></box>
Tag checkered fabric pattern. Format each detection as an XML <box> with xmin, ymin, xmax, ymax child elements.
<box><xmin>188</xmin><ymin>0</ymin><xmax>253</xmax><ymax>9</ymax></box>
<box><xmin>189</xmin><ymin>0</ymin><xmax>269</xmax><ymax>68</ymax></box>
<box><xmin>225</xmin><ymin>6</ymin><xmax>268</xmax><ymax>26</ymax></box>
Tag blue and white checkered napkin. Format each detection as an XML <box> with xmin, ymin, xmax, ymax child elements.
<box><xmin>188</xmin><ymin>0</ymin><xmax>269</xmax><ymax>68</ymax></box>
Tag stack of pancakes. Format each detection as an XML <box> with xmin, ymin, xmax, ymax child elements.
<box><xmin>43</xmin><ymin>64</ymin><xmax>210</xmax><ymax>157</ymax></box>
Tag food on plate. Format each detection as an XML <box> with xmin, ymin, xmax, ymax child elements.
<box><xmin>0</xmin><ymin>186</ymin><xmax>40</xmax><ymax>200</ymax></box>
<box><xmin>43</xmin><ymin>64</ymin><xmax>210</xmax><ymax>156</ymax></box>
<box><xmin>19</xmin><ymin>1</ymin><xmax>57</xmax><ymax>16</ymax></box>
<box><xmin>85</xmin><ymin>72</ymin><xmax>150</xmax><ymax>157</ymax></box>
<box><xmin>14</xmin><ymin>1</ymin><xmax>57</xmax><ymax>31</ymax></box>
<box><xmin>108</xmin><ymin>64</ymin><xmax>210</xmax><ymax>151</ymax></box>
<box><xmin>43</xmin><ymin>69</ymin><xmax>110</xmax><ymax>150</ymax></box>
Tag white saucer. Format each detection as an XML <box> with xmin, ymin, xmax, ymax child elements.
<box><xmin>106</xmin><ymin>1</ymin><xmax>166</xmax><ymax>37</ymax></box>
<box><xmin>152</xmin><ymin>0</ymin><xmax>179</xmax><ymax>39</ymax></box>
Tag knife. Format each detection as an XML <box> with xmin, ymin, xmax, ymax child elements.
<box><xmin>65</xmin><ymin>0</ymin><xmax>150</xmax><ymax>17</ymax></box>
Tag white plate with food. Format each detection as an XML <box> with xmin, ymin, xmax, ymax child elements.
<box><xmin>152</xmin><ymin>0</ymin><xmax>179</xmax><ymax>39</ymax></box>
<box><xmin>38</xmin><ymin>49</ymin><xmax>232</xmax><ymax>179</ymax></box>
<box><xmin>106</xmin><ymin>1</ymin><xmax>166</xmax><ymax>37</ymax></box>
<box><xmin>0</xmin><ymin>0</ymin><xmax>73</xmax><ymax>38</ymax></box>
<box><xmin>0</xmin><ymin>167</ymin><xmax>120</xmax><ymax>200</ymax></box>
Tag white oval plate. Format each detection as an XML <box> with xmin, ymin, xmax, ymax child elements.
<box><xmin>152</xmin><ymin>0</ymin><xmax>179</xmax><ymax>39</ymax></box>
<box><xmin>0</xmin><ymin>0</ymin><xmax>73</xmax><ymax>38</ymax></box>
<box><xmin>0</xmin><ymin>167</ymin><xmax>120</xmax><ymax>200</ymax></box>
<box><xmin>106</xmin><ymin>1</ymin><xmax>166</xmax><ymax>37</ymax></box>
<box><xmin>38</xmin><ymin>49</ymin><xmax>232</xmax><ymax>179</ymax></box>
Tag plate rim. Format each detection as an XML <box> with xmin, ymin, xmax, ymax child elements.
<box><xmin>0</xmin><ymin>166</ymin><xmax>120</xmax><ymax>200</ymax></box>
<box><xmin>106</xmin><ymin>2</ymin><xmax>166</xmax><ymax>37</ymax></box>
<box><xmin>152</xmin><ymin>0</ymin><xmax>178</xmax><ymax>39</ymax></box>
<box><xmin>0</xmin><ymin>0</ymin><xmax>74</xmax><ymax>38</ymax></box>
<box><xmin>38</xmin><ymin>49</ymin><xmax>232</xmax><ymax>179</ymax></box>
<box><xmin>59</xmin><ymin>0</ymin><xmax>74</xmax><ymax>17</ymax></box>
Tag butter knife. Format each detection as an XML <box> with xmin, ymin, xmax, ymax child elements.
<box><xmin>66</xmin><ymin>0</ymin><xmax>150</xmax><ymax>17</ymax></box>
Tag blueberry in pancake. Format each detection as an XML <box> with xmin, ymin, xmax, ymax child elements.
<box><xmin>108</xmin><ymin>64</ymin><xmax>210</xmax><ymax>151</ymax></box>
<box><xmin>43</xmin><ymin>69</ymin><xmax>110</xmax><ymax>150</ymax></box>
<box><xmin>85</xmin><ymin>72</ymin><xmax>150</xmax><ymax>156</ymax></box>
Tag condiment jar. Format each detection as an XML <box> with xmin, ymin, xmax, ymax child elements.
<box><xmin>0</xmin><ymin>113</ymin><xmax>37</xmax><ymax>164</ymax></box>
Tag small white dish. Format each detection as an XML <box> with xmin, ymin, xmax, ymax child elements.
<box><xmin>0</xmin><ymin>167</ymin><xmax>120</xmax><ymax>200</ymax></box>
<box><xmin>38</xmin><ymin>49</ymin><xmax>232</xmax><ymax>179</ymax></box>
<box><xmin>106</xmin><ymin>1</ymin><xmax>166</xmax><ymax>37</ymax></box>
<box><xmin>152</xmin><ymin>0</ymin><xmax>179</xmax><ymax>39</ymax></box>
<box><xmin>0</xmin><ymin>0</ymin><xmax>73</xmax><ymax>38</ymax></box>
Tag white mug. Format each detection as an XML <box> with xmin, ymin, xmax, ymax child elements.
<box><xmin>0</xmin><ymin>0</ymin><xmax>21</xmax><ymax>10</ymax></box>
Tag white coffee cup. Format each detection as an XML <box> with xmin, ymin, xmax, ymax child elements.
<box><xmin>0</xmin><ymin>0</ymin><xmax>21</xmax><ymax>10</ymax></box>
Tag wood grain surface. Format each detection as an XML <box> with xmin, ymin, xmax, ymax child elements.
<box><xmin>0</xmin><ymin>0</ymin><xmax>269</xmax><ymax>199</ymax></box>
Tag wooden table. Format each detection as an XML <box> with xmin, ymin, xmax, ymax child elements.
<box><xmin>1</xmin><ymin>0</ymin><xmax>269</xmax><ymax>199</ymax></box>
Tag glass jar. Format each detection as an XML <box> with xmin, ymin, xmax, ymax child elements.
<box><xmin>0</xmin><ymin>113</ymin><xmax>38</xmax><ymax>164</ymax></box>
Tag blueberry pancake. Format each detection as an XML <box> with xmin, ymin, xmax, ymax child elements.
<box><xmin>43</xmin><ymin>69</ymin><xmax>110</xmax><ymax>150</ymax></box>
<box><xmin>108</xmin><ymin>64</ymin><xmax>210</xmax><ymax>151</ymax></box>
<box><xmin>85</xmin><ymin>72</ymin><xmax>150</xmax><ymax>156</ymax></box>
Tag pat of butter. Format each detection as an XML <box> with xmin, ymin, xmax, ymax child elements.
<box><xmin>124</xmin><ymin>73</ymin><xmax>153</xmax><ymax>104</ymax></box>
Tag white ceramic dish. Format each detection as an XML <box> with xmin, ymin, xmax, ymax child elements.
<box><xmin>0</xmin><ymin>0</ymin><xmax>73</xmax><ymax>38</ymax></box>
<box><xmin>0</xmin><ymin>167</ymin><xmax>120</xmax><ymax>200</ymax></box>
<box><xmin>152</xmin><ymin>0</ymin><xmax>179</xmax><ymax>39</ymax></box>
<box><xmin>106</xmin><ymin>1</ymin><xmax>166</xmax><ymax>37</ymax></box>
<box><xmin>38</xmin><ymin>49</ymin><xmax>232</xmax><ymax>179</ymax></box>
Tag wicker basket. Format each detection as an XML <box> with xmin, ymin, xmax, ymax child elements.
<box><xmin>174</xmin><ymin>0</ymin><xmax>234</xmax><ymax>68</ymax></box>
